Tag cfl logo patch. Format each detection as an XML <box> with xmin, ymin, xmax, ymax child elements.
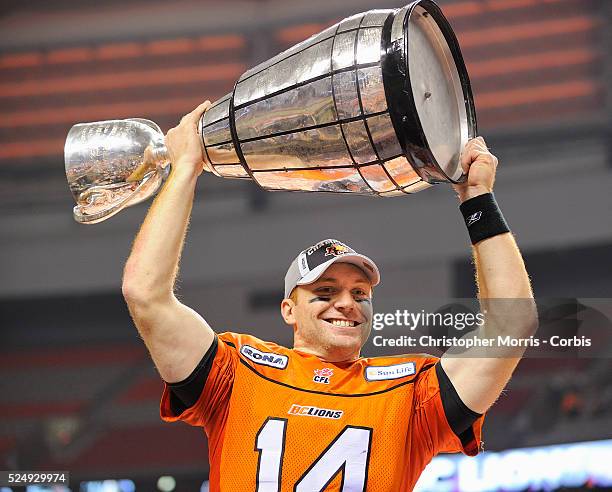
<box><xmin>313</xmin><ymin>367</ymin><xmax>333</xmax><ymax>384</ymax></box>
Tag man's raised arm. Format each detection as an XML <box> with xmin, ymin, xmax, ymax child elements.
<box><xmin>122</xmin><ymin>101</ymin><xmax>215</xmax><ymax>384</ymax></box>
<box><xmin>441</xmin><ymin>137</ymin><xmax>538</xmax><ymax>414</ymax></box>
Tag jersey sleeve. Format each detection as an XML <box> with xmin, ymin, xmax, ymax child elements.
<box><xmin>412</xmin><ymin>359</ymin><xmax>484</xmax><ymax>457</ymax></box>
<box><xmin>160</xmin><ymin>333</ymin><xmax>239</xmax><ymax>431</ymax></box>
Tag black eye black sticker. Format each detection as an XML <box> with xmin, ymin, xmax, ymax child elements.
<box><xmin>309</xmin><ymin>296</ymin><xmax>331</xmax><ymax>303</ymax></box>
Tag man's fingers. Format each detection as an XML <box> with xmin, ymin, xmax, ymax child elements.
<box><xmin>178</xmin><ymin>101</ymin><xmax>212</xmax><ymax>126</ymax></box>
<box><xmin>461</xmin><ymin>136</ymin><xmax>497</xmax><ymax>168</ymax></box>
<box><xmin>197</xmin><ymin>100</ymin><xmax>212</xmax><ymax>112</ymax></box>
<box><xmin>461</xmin><ymin>146</ymin><xmax>497</xmax><ymax>171</ymax></box>
<box><xmin>461</xmin><ymin>147</ymin><xmax>481</xmax><ymax>170</ymax></box>
<box><xmin>461</xmin><ymin>139</ymin><xmax>482</xmax><ymax>169</ymax></box>
<box><xmin>470</xmin><ymin>136</ymin><xmax>488</xmax><ymax>150</ymax></box>
<box><xmin>188</xmin><ymin>101</ymin><xmax>212</xmax><ymax>121</ymax></box>
<box><xmin>467</xmin><ymin>137</ymin><xmax>489</xmax><ymax>152</ymax></box>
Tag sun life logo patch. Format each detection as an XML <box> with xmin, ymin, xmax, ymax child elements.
<box><xmin>365</xmin><ymin>362</ymin><xmax>416</xmax><ymax>381</ymax></box>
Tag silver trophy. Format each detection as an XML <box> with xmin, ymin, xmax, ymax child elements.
<box><xmin>65</xmin><ymin>0</ymin><xmax>476</xmax><ymax>224</ymax></box>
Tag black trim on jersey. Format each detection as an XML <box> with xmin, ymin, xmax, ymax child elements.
<box><xmin>436</xmin><ymin>362</ymin><xmax>481</xmax><ymax>445</ymax></box>
<box><xmin>167</xmin><ymin>336</ymin><xmax>219</xmax><ymax>415</ymax></box>
<box><xmin>237</xmin><ymin>357</ymin><xmax>435</xmax><ymax>397</ymax></box>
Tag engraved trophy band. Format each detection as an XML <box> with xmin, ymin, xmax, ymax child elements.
<box><xmin>65</xmin><ymin>0</ymin><xmax>476</xmax><ymax>223</ymax></box>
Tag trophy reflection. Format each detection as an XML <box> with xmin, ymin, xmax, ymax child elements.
<box><xmin>65</xmin><ymin>119</ymin><xmax>175</xmax><ymax>223</ymax></box>
<box><xmin>65</xmin><ymin>0</ymin><xmax>476</xmax><ymax>224</ymax></box>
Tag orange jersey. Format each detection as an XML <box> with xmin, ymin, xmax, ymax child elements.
<box><xmin>161</xmin><ymin>332</ymin><xmax>484</xmax><ymax>491</ymax></box>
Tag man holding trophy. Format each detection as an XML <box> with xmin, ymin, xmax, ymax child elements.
<box><xmin>122</xmin><ymin>97</ymin><xmax>536</xmax><ymax>491</ymax></box>
<box><xmin>65</xmin><ymin>1</ymin><xmax>537</xmax><ymax>489</ymax></box>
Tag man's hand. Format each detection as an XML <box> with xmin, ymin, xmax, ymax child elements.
<box><xmin>452</xmin><ymin>136</ymin><xmax>498</xmax><ymax>203</ymax></box>
<box><xmin>165</xmin><ymin>101</ymin><xmax>212</xmax><ymax>177</ymax></box>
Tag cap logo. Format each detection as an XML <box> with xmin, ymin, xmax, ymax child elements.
<box><xmin>325</xmin><ymin>244</ymin><xmax>349</xmax><ymax>257</ymax></box>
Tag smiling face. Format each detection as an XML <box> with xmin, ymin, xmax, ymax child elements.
<box><xmin>280</xmin><ymin>262</ymin><xmax>374</xmax><ymax>362</ymax></box>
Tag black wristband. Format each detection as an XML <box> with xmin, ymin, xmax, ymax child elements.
<box><xmin>459</xmin><ymin>192</ymin><xmax>510</xmax><ymax>245</ymax></box>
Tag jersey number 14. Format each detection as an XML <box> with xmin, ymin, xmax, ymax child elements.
<box><xmin>256</xmin><ymin>418</ymin><xmax>373</xmax><ymax>491</ymax></box>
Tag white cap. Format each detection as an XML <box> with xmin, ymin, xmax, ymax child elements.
<box><xmin>284</xmin><ymin>239</ymin><xmax>380</xmax><ymax>299</ymax></box>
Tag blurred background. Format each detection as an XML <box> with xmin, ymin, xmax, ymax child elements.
<box><xmin>1</xmin><ymin>0</ymin><xmax>611</xmax><ymax>490</ymax></box>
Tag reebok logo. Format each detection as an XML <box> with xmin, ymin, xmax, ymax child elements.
<box><xmin>467</xmin><ymin>211</ymin><xmax>482</xmax><ymax>227</ymax></box>
<box><xmin>240</xmin><ymin>345</ymin><xmax>288</xmax><ymax>369</ymax></box>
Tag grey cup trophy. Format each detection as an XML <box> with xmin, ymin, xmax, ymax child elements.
<box><xmin>65</xmin><ymin>0</ymin><xmax>476</xmax><ymax>224</ymax></box>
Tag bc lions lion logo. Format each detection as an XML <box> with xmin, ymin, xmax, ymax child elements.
<box><xmin>325</xmin><ymin>244</ymin><xmax>349</xmax><ymax>257</ymax></box>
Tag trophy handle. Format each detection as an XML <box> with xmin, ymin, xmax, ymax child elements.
<box><xmin>72</xmin><ymin>166</ymin><xmax>169</xmax><ymax>224</ymax></box>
